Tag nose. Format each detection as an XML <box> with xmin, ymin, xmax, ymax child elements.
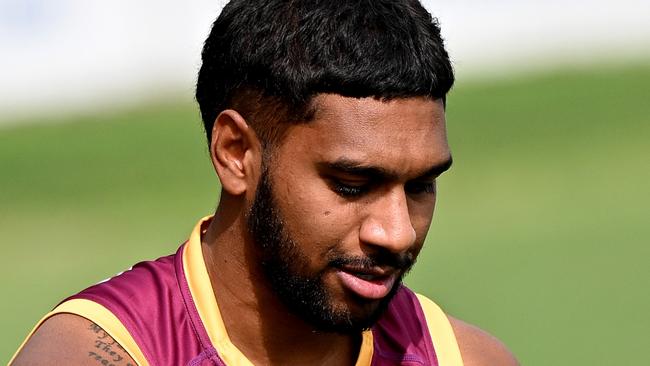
<box><xmin>359</xmin><ymin>187</ymin><xmax>417</xmax><ymax>254</ymax></box>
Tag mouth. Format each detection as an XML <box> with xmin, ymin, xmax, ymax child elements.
<box><xmin>335</xmin><ymin>266</ymin><xmax>398</xmax><ymax>300</ymax></box>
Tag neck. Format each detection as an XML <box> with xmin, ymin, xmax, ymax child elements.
<box><xmin>201</xmin><ymin>206</ymin><xmax>361</xmax><ymax>366</ymax></box>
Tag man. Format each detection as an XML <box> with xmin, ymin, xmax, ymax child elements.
<box><xmin>12</xmin><ymin>0</ymin><xmax>518</xmax><ymax>365</ymax></box>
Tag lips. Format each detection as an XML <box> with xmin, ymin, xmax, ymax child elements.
<box><xmin>335</xmin><ymin>266</ymin><xmax>397</xmax><ymax>300</ymax></box>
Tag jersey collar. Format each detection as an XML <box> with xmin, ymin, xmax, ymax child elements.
<box><xmin>182</xmin><ymin>216</ymin><xmax>374</xmax><ymax>365</ymax></box>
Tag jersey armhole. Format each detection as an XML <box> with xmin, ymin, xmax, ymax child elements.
<box><xmin>10</xmin><ymin>298</ymin><xmax>150</xmax><ymax>366</ymax></box>
<box><xmin>414</xmin><ymin>293</ymin><xmax>464</xmax><ymax>366</ymax></box>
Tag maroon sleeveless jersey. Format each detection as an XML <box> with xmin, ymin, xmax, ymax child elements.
<box><xmin>14</xmin><ymin>219</ymin><xmax>463</xmax><ymax>366</ymax></box>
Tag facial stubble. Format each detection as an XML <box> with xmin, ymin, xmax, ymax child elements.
<box><xmin>246</xmin><ymin>167</ymin><xmax>414</xmax><ymax>334</ymax></box>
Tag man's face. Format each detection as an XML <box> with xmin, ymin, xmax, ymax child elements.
<box><xmin>247</xmin><ymin>94</ymin><xmax>451</xmax><ymax>333</ymax></box>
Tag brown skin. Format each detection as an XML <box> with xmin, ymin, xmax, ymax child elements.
<box><xmin>12</xmin><ymin>313</ymin><xmax>137</xmax><ymax>366</ymax></box>
<box><xmin>13</xmin><ymin>94</ymin><xmax>518</xmax><ymax>365</ymax></box>
<box><xmin>203</xmin><ymin>94</ymin><xmax>518</xmax><ymax>365</ymax></box>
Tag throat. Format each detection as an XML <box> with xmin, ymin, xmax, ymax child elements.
<box><xmin>214</xmin><ymin>260</ymin><xmax>365</xmax><ymax>365</ymax></box>
<box><xmin>201</xmin><ymin>222</ymin><xmax>366</xmax><ymax>365</ymax></box>
<box><xmin>255</xmin><ymin>330</ymin><xmax>363</xmax><ymax>366</ymax></box>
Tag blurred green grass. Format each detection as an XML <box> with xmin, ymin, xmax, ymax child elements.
<box><xmin>2</xmin><ymin>63</ymin><xmax>649</xmax><ymax>365</ymax></box>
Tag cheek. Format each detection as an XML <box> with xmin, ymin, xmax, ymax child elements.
<box><xmin>409</xmin><ymin>201</ymin><xmax>436</xmax><ymax>244</ymax></box>
<box><xmin>276</xmin><ymin>178</ymin><xmax>356</xmax><ymax>250</ymax></box>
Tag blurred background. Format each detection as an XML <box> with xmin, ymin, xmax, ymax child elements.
<box><xmin>1</xmin><ymin>0</ymin><xmax>649</xmax><ymax>364</ymax></box>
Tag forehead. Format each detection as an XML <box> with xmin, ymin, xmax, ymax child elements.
<box><xmin>275</xmin><ymin>94</ymin><xmax>450</xmax><ymax>177</ymax></box>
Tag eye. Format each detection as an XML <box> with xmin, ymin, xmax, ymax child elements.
<box><xmin>331</xmin><ymin>180</ymin><xmax>369</xmax><ymax>197</ymax></box>
<box><xmin>405</xmin><ymin>180</ymin><xmax>436</xmax><ymax>195</ymax></box>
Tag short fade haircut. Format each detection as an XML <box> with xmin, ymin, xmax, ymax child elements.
<box><xmin>196</xmin><ymin>0</ymin><xmax>454</xmax><ymax>148</ymax></box>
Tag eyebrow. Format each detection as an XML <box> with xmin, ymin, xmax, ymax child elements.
<box><xmin>320</xmin><ymin>155</ymin><xmax>453</xmax><ymax>181</ymax></box>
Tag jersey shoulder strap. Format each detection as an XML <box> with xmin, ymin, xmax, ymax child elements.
<box><xmin>415</xmin><ymin>293</ymin><xmax>464</xmax><ymax>366</ymax></box>
<box><xmin>10</xmin><ymin>298</ymin><xmax>149</xmax><ymax>366</ymax></box>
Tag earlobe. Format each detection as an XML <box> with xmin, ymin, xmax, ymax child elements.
<box><xmin>210</xmin><ymin>110</ymin><xmax>261</xmax><ymax>196</ymax></box>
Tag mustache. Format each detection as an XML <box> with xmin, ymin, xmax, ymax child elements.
<box><xmin>328</xmin><ymin>251</ymin><xmax>415</xmax><ymax>272</ymax></box>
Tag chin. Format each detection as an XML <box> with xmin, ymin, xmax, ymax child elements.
<box><xmin>317</xmin><ymin>287</ymin><xmax>399</xmax><ymax>334</ymax></box>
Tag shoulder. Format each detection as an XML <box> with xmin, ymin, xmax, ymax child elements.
<box><xmin>11</xmin><ymin>313</ymin><xmax>137</xmax><ymax>366</ymax></box>
<box><xmin>412</xmin><ymin>292</ymin><xmax>518</xmax><ymax>366</ymax></box>
<box><xmin>448</xmin><ymin>316</ymin><xmax>519</xmax><ymax>366</ymax></box>
<box><xmin>12</xmin><ymin>254</ymin><xmax>180</xmax><ymax>366</ymax></box>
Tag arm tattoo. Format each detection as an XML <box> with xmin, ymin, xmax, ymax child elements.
<box><xmin>87</xmin><ymin>322</ymin><xmax>134</xmax><ymax>366</ymax></box>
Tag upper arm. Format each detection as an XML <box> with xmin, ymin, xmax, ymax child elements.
<box><xmin>449</xmin><ymin>316</ymin><xmax>519</xmax><ymax>366</ymax></box>
<box><xmin>12</xmin><ymin>313</ymin><xmax>137</xmax><ymax>366</ymax></box>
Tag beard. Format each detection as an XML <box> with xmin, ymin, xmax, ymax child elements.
<box><xmin>246</xmin><ymin>167</ymin><xmax>415</xmax><ymax>334</ymax></box>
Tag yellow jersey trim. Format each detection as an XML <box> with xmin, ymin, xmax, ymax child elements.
<box><xmin>183</xmin><ymin>216</ymin><xmax>254</xmax><ymax>365</ymax></box>
<box><xmin>183</xmin><ymin>216</ymin><xmax>374</xmax><ymax>366</ymax></box>
<box><xmin>9</xmin><ymin>298</ymin><xmax>149</xmax><ymax>366</ymax></box>
<box><xmin>415</xmin><ymin>293</ymin><xmax>464</xmax><ymax>366</ymax></box>
<box><xmin>355</xmin><ymin>331</ymin><xmax>374</xmax><ymax>366</ymax></box>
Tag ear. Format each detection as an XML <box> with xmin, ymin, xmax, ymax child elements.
<box><xmin>210</xmin><ymin>110</ymin><xmax>262</xmax><ymax>196</ymax></box>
